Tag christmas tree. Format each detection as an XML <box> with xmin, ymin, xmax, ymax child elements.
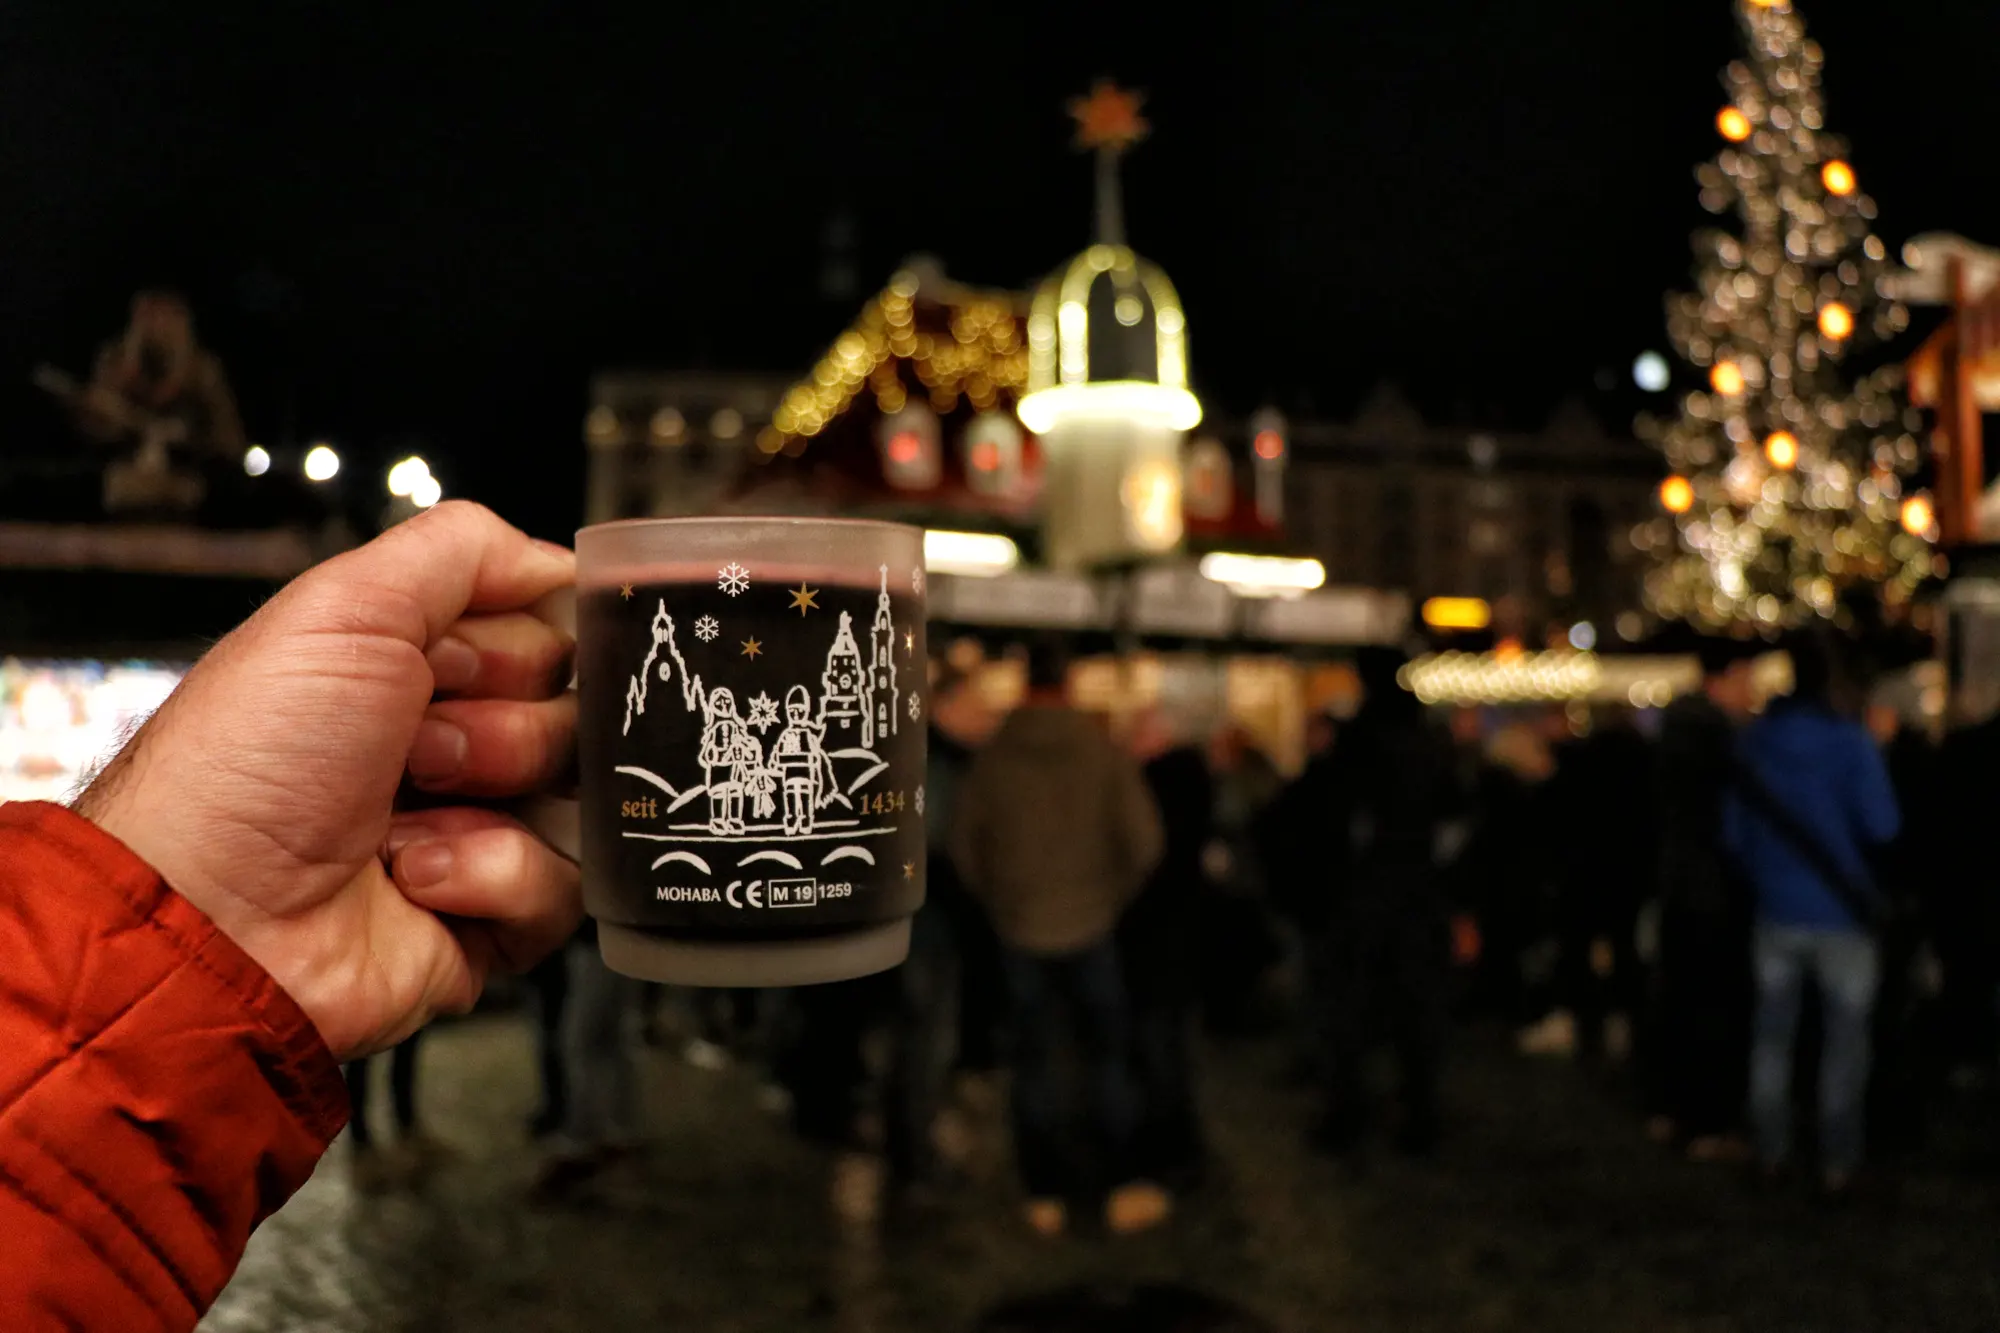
<box><xmin>1640</xmin><ymin>0</ymin><xmax>1933</xmax><ymax>631</ymax></box>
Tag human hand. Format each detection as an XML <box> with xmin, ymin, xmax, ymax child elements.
<box><xmin>76</xmin><ymin>501</ymin><xmax>581</xmax><ymax>1061</ymax></box>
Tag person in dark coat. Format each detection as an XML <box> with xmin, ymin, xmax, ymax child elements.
<box><xmin>1452</xmin><ymin>720</ymin><xmax>1557</xmax><ymax>1027</ymax></box>
<box><xmin>951</xmin><ymin>638</ymin><xmax>1166</xmax><ymax>1235</ymax></box>
<box><xmin>1199</xmin><ymin>727</ymin><xmax>1285</xmax><ymax>1034</ymax></box>
<box><xmin>1932</xmin><ymin>712</ymin><xmax>2000</xmax><ymax>1084</ymax></box>
<box><xmin>1544</xmin><ymin>708</ymin><xmax>1656</xmax><ymax>1065</ymax></box>
<box><xmin>1259</xmin><ymin>713</ymin><xmax>1343</xmax><ymax>1083</ymax></box>
<box><xmin>1119</xmin><ymin>707</ymin><xmax>1215</xmax><ymax>1189</ymax></box>
<box><xmin>1868</xmin><ymin>690</ymin><xmax>1940</xmax><ymax>1155</ymax></box>
<box><xmin>883</xmin><ymin>662</ymin><xmax>990</xmax><ymax>1203</ymax></box>
<box><xmin>1312</xmin><ymin>648</ymin><xmax>1455</xmax><ymax>1156</ymax></box>
<box><xmin>1650</xmin><ymin>641</ymin><xmax>1753</xmax><ymax>1154</ymax></box>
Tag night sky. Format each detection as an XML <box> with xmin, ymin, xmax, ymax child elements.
<box><xmin>3</xmin><ymin>1</ymin><xmax>1997</xmax><ymax>540</ymax></box>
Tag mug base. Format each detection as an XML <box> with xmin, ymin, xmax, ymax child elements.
<box><xmin>596</xmin><ymin>918</ymin><xmax>912</xmax><ymax>988</ymax></box>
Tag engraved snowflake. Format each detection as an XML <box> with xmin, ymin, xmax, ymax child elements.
<box><xmin>694</xmin><ymin>615</ymin><xmax>720</xmax><ymax>643</ymax></box>
<box><xmin>911</xmin><ymin>566</ymin><xmax>925</xmax><ymax>596</ymax></box>
<box><xmin>747</xmin><ymin>691</ymin><xmax>780</xmax><ymax>732</ymax></box>
<box><xmin>914</xmin><ymin>785</ymin><xmax>925</xmax><ymax>816</ymax></box>
<box><xmin>718</xmin><ymin>562</ymin><xmax>750</xmax><ymax>597</ymax></box>
<box><xmin>907</xmin><ymin>692</ymin><xmax>922</xmax><ymax>722</ymax></box>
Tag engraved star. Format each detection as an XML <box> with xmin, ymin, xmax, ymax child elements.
<box><xmin>903</xmin><ymin>861</ymin><xmax>915</xmax><ymax>880</ymax></box>
<box><xmin>904</xmin><ymin>628</ymin><xmax>914</xmax><ymax>654</ymax></box>
<box><xmin>788</xmin><ymin>582</ymin><xmax>820</xmax><ymax>617</ymax></box>
<box><xmin>740</xmin><ymin>636</ymin><xmax>763</xmax><ymax>660</ymax></box>
<box><xmin>619</xmin><ymin>582</ymin><xmax>634</xmax><ymax>600</ymax></box>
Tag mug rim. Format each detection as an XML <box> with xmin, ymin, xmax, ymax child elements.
<box><xmin>576</xmin><ymin>515</ymin><xmax>924</xmax><ymax>540</ymax></box>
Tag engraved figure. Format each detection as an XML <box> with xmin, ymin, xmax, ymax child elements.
<box><xmin>770</xmin><ymin>685</ymin><xmax>843</xmax><ymax>835</ymax></box>
<box><xmin>697</xmin><ymin>687</ymin><xmax>765</xmax><ymax>835</ymax></box>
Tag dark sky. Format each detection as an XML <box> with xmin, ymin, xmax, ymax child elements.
<box><xmin>2</xmin><ymin>1</ymin><xmax>1996</xmax><ymax>539</ymax></box>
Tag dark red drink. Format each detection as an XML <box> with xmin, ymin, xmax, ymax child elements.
<box><xmin>575</xmin><ymin>519</ymin><xmax>927</xmax><ymax>986</ymax></box>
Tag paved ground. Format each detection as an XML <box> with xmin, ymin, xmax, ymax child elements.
<box><xmin>201</xmin><ymin>1012</ymin><xmax>1999</xmax><ymax>1333</ymax></box>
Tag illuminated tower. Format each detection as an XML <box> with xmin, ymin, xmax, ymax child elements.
<box><xmin>1017</xmin><ymin>82</ymin><xmax>1201</xmax><ymax>571</ymax></box>
<box><xmin>867</xmin><ymin>565</ymin><xmax>899</xmax><ymax>743</ymax></box>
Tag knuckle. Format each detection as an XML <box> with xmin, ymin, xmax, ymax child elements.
<box><xmin>486</xmin><ymin>826</ymin><xmax>539</xmax><ymax>888</ymax></box>
<box><xmin>420</xmin><ymin>497</ymin><xmax>496</xmax><ymax>531</ymax></box>
<box><xmin>514</xmin><ymin>699</ymin><xmax>570</xmax><ymax>771</ymax></box>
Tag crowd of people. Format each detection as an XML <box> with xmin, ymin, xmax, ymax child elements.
<box><xmin>1451</xmin><ymin>627</ymin><xmax>1997</xmax><ymax>1199</ymax></box>
<box><xmin>346</xmin><ymin>625</ymin><xmax>1999</xmax><ymax>1226</ymax></box>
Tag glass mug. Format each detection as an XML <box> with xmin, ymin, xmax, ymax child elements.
<box><xmin>524</xmin><ymin>517</ymin><xmax>928</xmax><ymax>987</ymax></box>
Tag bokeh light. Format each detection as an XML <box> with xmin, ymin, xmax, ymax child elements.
<box><xmin>387</xmin><ymin>455</ymin><xmax>431</xmax><ymax>497</ymax></box>
<box><xmin>303</xmin><ymin>444</ymin><xmax>341</xmax><ymax>483</ymax></box>
<box><xmin>1633</xmin><ymin>351</ymin><xmax>1670</xmax><ymax>392</ymax></box>
<box><xmin>1900</xmin><ymin>494</ymin><xmax>1934</xmax><ymax>537</ymax></box>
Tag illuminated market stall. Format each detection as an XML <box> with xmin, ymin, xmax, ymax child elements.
<box><xmin>1902</xmin><ymin>232</ymin><xmax>2000</xmax><ymax>718</ymax></box>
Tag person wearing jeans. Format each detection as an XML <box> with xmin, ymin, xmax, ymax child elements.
<box><xmin>1002</xmin><ymin>940</ymin><xmax>1139</xmax><ymax>1205</ymax></box>
<box><xmin>1723</xmin><ymin>629</ymin><xmax>1898</xmax><ymax>1195</ymax></box>
<box><xmin>1750</xmin><ymin>926</ymin><xmax>1878</xmax><ymax>1177</ymax></box>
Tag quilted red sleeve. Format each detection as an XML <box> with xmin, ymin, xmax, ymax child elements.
<box><xmin>0</xmin><ymin>801</ymin><xmax>348</xmax><ymax>1332</ymax></box>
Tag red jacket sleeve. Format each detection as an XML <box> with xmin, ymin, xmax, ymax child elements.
<box><xmin>0</xmin><ymin>801</ymin><xmax>348</xmax><ymax>1331</ymax></box>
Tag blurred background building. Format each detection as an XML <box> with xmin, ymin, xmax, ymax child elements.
<box><xmin>1283</xmin><ymin>387</ymin><xmax>1658</xmax><ymax>645</ymax></box>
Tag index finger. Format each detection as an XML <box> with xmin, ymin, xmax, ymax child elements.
<box><xmin>284</xmin><ymin>500</ymin><xmax>574</xmax><ymax>651</ymax></box>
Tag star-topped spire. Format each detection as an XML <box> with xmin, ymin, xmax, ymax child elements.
<box><xmin>1069</xmin><ymin>80</ymin><xmax>1148</xmax><ymax>154</ymax></box>
<box><xmin>1067</xmin><ymin>80</ymin><xmax>1147</xmax><ymax>248</ymax></box>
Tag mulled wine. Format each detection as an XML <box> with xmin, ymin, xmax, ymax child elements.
<box><xmin>574</xmin><ymin>518</ymin><xmax>927</xmax><ymax>986</ymax></box>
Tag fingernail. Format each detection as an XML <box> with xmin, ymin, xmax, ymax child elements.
<box><xmin>426</xmin><ymin>635</ymin><xmax>480</xmax><ymax>692</ymax></box>
<box><xmin>397</xmin><ymin>840</ymin><xmax>454</xmax><ymax>889</ymax></box>
<box><xmin>408</xmin><ymin>718</ymin><xmax>468</xmax><ymax>783</ymax></box>
<box><xmin>531</xmin><ymin>539</ymin><xmax>575</xmax><ymax>567</ymax></box>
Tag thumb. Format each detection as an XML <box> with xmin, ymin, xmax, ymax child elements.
<box><xmin>282</xmin><ymin>500</ymin><xmax>574</xmax><ymax>651</ymax></box>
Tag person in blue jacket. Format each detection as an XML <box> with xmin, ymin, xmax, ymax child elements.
<box><xmin>1723</xmin><ymin>629</ymin><xmax>1899</xmax><ymax>1195</ymax></box>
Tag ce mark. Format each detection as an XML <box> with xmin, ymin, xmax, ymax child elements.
<box><xmin>725</xmin><ymin>880</ymin><xmax>764</xmax><ymax>910</ymax></box>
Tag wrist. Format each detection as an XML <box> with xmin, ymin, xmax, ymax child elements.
<box><xmin>75</xmin><ymin>774</ymin><xmax>345</xmax><ymax>1051</ymax></box>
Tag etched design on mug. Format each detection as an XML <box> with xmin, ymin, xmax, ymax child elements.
<box><xmin>613</xmin><ymin>565</ymin><xmax>909</xmax><ymax>845</ymax></box>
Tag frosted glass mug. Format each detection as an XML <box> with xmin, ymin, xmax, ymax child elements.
<box><xmin>534</xmin><ymin>517</ymin><xmax>929</xmax><ymax>987</ymax></box>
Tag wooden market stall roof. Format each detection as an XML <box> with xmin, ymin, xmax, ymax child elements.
<box><xmin>730</xmin><ymin>263</ymin><xmax>1038</xmax><ymax>518</ymax></box>
<box><xmin>769</xmin><ymin>265</ymin><xmax>1029</xmax><ymax>449</ymax></box>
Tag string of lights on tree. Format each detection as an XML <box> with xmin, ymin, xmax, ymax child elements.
<box><xmin>1637</xmin><ymin>0</ymin><xmax>1936</xmax><ymax>632</ymax></box>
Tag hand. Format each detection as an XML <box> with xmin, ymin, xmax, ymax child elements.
<box><xmin>76</xmin><ymin>501</ymin><xmax>581</xmax><ymax>1061</ymax></box>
